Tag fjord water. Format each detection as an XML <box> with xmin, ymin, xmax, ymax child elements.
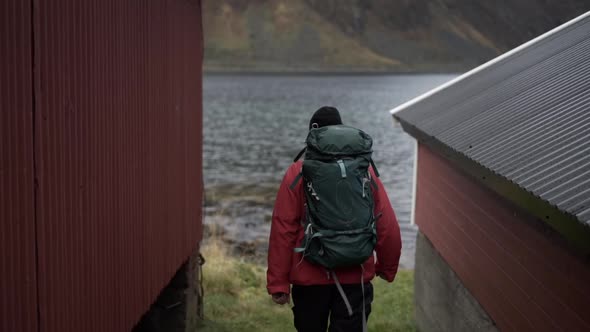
<box><xmin>204</xmin><ymin>74</ymin><xmax>455</xmax><ymax>268</ymax></box>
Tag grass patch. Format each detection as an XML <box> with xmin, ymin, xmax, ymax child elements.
<box><xmin>196</xmin><ymin>239</ymin><xmax>415</xmax><ymax>332</ymax></box>
<box><xmin>370</xmin><ymin>271</ymin><xmax>416</xmax><ymax>332</ymax></box>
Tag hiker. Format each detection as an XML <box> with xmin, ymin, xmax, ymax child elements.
<box><xmin>267</xmin><ymin>106</ymin><xmax>402</xmax><ymax>332</ymax></box>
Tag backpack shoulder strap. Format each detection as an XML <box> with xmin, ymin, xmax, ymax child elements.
<box><xmin>290</xmin><ymin>171</ymin><xmax>303</xmax><ymax>190</ymax></box>
<box><xmin>293</xmin><ymin>147</ymin><xmax>306</xmax><ymax>162</ymax></box>
<box><xmin>368</xmin><ymin>164</ymin><xmax>378</xmax><ymax>191</ymax></box>
<box><xmin>369</xmin><ymin>158</ymin><xmax>380</xmax><ymax>178</ymax></box>
<box><xmin>289</xmin><ymin>147</ymin><xmax>307</xmax><ymax>189</ymax></box>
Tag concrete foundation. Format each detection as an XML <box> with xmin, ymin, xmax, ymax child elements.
<box><xmin>133</xmin><ymin>249</ymin><xmax>204</xmax><ymax>332</ymax></box>
<box><xmin>414</xmin><ymin>231</ymin><xmax>498</xmax><ymax>332</ymax></box>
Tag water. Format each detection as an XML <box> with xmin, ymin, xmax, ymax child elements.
<box><xmin>203</xmin><ymin>74</ymin><xmax>455</xmax><ymax>268</ymax></box>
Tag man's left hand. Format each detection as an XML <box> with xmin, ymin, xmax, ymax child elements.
<box><xmin>271</xmin><ymin>292</ymin><xmax>290</xmax><ymax>305</ymax></box>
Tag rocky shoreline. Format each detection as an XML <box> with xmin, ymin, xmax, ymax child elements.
<box><xmin>203</xmin><ymin>183</ymin><xmax>417</xmax><ymax>269</ymax></box>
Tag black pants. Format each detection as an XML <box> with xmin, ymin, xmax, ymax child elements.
<box><xmin>291</xmin><ymin>283</ymin><xmax>373</xmax><ymax>332</ymax></box>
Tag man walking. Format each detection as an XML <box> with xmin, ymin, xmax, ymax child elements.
<box><xmin>267</xmin><ymin>106</ymin><xmax>402</xmax><ymax>331</ymax></box>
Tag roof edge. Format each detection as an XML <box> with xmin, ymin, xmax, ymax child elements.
<box><xmin>398</xmin><ymin>118</ymin><xmax>590</xmax><ymax>256</ymax></box>
<box><xmin>389</xmin><ymin>11</ymin><xmax>590</xmax><ymax>116</ymax></box>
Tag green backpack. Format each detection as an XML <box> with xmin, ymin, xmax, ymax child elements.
<box><xmin>292</xmin><ymin>125</ymin><xmax>380</xmax><ymax>269</ymax></box>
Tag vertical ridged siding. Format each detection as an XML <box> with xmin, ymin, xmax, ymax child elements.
<box><xmin>0</xmin><ymin>2</ymin><xmax>38</xmax><ymax>332</ymax></box>
<box><xmin>32</xmin><ymin>1</ymin><xmax>203</xmax><ymax>331</ymax></box>
<box><xmin>417</xmin><ymin>145</ymin><xmax>590</xmax><ymax>331</ymax></box>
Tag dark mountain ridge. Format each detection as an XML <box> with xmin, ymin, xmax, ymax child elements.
<box><xmin>203</xmin><ymin>0</ymin><xmax>589</xmax><ymax>72</ymax></box>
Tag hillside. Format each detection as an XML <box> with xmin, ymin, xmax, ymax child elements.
<box><xmin>203</xmin><ymin>0</ymin><xmax>590</xmax><ymax>72</ymax></box>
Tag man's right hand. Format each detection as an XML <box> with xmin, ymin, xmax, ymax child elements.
<box><xmin>376</xmin><ymin>272</ymin><xmax>388</xmax><ymax>281</ymax></box>
<box><xmin>271</xmin><ymin>292</ymin><xmax>290</xmax><ymax>305</ymax></box>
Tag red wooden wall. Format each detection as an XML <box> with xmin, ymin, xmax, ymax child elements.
<box><xmin>1</xmin><ymin>1</ymin><xmax>203</xmax><ymax>331</ymax></box>
<box><xmin>416</xmin><ymin>144</ymin><xmax>590</xmax><ymax>331</ymax></box>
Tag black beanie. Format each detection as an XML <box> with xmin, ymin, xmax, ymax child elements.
<box><xmin>309</xmin><ymin>106</ymin><xmax>342</xmax><ymax>130</ymax></box>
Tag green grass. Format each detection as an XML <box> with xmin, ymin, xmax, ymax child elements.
<box><xmin>196</xmin><ymin>240</ymin><xmax>416</xmax><ymax>332</ymax></box>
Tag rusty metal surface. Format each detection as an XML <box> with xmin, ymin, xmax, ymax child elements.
<box><xmin>32</xmin><ymin>1</ymin><xmax>203</xmax><ymax>331</ymax></box>
<box><xmin>0</xmin><ymin>1</ymin><xmax>38</xmax><ymax>332</ymax></box>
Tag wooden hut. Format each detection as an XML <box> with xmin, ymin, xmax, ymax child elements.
<box><xmin>392</xmin><ymin>11</ymin><xmax>590</xmax><ymax>332</ymax></box>
<box><xmin>1</xmin><ymin>1</ymin><xmax>204</xmax><ymax>331</ymax></box>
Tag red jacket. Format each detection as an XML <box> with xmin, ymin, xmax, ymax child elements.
<box><xmin>267</xmin><ymin>160</ymin><xmax>402</xmax><ymax>295</ymax></box>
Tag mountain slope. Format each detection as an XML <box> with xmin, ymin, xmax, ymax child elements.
<box><xmin>203</xmin><ymin>0</ymin><xmax>590</xmax><ymax>72</ymax></box>
<box><xmin>203</xmin><ymin>0</ymin><xmax>402</xmax><ymax>71</ymax></box>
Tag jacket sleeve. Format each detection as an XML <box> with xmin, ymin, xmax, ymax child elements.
<box><xmin>267</xmin><ymin>163</ymin><xmax>303</xmax><ymax>295</ymax></box>
<box><xmin>371</xmin><ymin>170</ymin><xmax>402</xmax><ymax>282</ymax></box>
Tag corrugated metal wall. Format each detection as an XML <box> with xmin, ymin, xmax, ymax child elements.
<box><xmin>416</xmin><ymin>145</ymin><xmax>590</xmax><ymax>331</ymax></box>
<box><xmin>2</xmin><ymin>1</ymin><xmax>203</xmax><ymax>331</ymax></box>
<box><xmin>33</xmin><ymin>1</ymin><xmax>203</xmax><ymax>330</ymax></box>
<box><xmin>1</xmin><ymin>1</ymin><xmax>38</xmax><ymax>332</ymax></box>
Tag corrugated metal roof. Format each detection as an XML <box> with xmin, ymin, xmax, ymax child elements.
<box><xmin>393</xmin><ymin>12</ymin><xmax>590</xmax><ymax>231</ymax></box>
